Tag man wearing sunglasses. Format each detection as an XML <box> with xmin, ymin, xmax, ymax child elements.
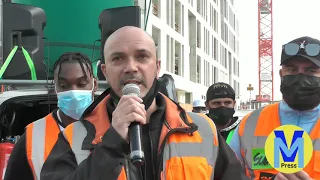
<box><xmin>229</xmin><ymin>36</ymin><xmax>320</xmax><ymax>180</ymax></box>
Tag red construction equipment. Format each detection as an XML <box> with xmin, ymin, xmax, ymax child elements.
<box><xmin>258</xmin><ymin>0</ymin><xmax>274</xmax><ymax>102</ymax></box>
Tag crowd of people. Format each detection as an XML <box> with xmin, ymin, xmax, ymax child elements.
<box><xmin>3</xmin><ymin>26</ymin><xmax>319</xmax><ymax>180</ymax></box>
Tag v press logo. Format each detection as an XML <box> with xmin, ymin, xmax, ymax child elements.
<box><xmin>264</xmin><ymin>125</ymin><xmax>313</xmax><ymax>173</ymax></box>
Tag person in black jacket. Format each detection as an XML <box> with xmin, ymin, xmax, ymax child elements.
<box><xmin>40</xmin><ymin>26</ymin><xmax>249</xmax><ymax>180</ymax></box>
<box><xmin>205</xmin><ymin>82</ymin><xmax>241</xmax><ymax>143</ymax></box>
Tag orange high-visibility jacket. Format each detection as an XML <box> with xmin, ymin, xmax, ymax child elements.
<box><xmin>238</xmin><ymin>103</ymin><xmax>320</xmax><ymax>179</ymax></box>
<box><xmin>26</xmin><ymin>113</ymin><xmax>61</xmax><ymax>180</ymax></box>
<box><xmin>63</xmin><ymin>94</ymin><xmax>219</xmax><ymax>180</ymax></box>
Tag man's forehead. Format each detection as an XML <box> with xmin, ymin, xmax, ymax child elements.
<box><xmin>55</xmin><ymin>63</ymin><xmax>88</xmax><ymax>79</ymax></box>
<box><xmin>210</xmin><ymin>98</ymin><xmax>233</xmax><ymax>102</ymax></box>
<box><xmin>283</xmin><ymin>56</ymin><xmax>318</xmax><ymax>67</ymax></box>
<box><xmin>106</xmin><ymin>41</ymin><xmax>153</xmax><ymax>56</ymax></box>
<box><xmin>104</xmin><ymin>27</ymin><xmax>155</xmax><ymax>54</ymax></box>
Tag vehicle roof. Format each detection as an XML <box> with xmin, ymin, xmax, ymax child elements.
<box><xmin>0</xmin><ymin>87</ymin><xmax>105</xmax><ymax>104</ymax></box>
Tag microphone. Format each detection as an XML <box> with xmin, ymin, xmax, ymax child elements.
<box><xmin>122</xmin><ymin>83</ymin><xmax>145</xmax><ymax>167</ymax></box>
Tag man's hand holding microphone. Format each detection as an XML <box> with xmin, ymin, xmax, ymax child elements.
<box><xmin>111</xmin><ymin>84</ymin><xmax>146</xmax><ymax>167</ymax></box>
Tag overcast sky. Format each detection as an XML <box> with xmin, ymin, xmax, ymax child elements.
<box><xmin>237</xmin><ymin>0</ymin><xmax>320</xmax><ymax>102</ymax></box>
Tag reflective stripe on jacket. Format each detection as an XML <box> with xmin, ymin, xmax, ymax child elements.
<box><xmin>63</xmin><ymin>94</ymin><xmax>219</xmax><ymax>180</ymax></box>
<box><xmin>238</xmin><ymin>103</ymin><xmax>320</xmax><ymax>179</ymax></box>
<box><xmin>25</xmin><ymin>113</ymin><xmax>61</xmax><ymax>180</ymax></box>
<box><xmin>226</xmin><ymin>129</ymin><xmax>235</xmax><ymax>144</ymax></box>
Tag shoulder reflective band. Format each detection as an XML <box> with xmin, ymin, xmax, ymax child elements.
<box><xmin>226</xmin><ymin>129</ymin><xmax>235</xmax><ymax>144</ymax></box>
<box><xmin>0</xmin><ymin>46</ymin><xmax>37</xmax><ymax>80</ymax></box>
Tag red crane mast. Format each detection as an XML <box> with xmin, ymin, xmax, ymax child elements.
<box><xmin>258</xmin><ymin>0</ymin><xmax>274</xmax><ymax>102</ymax></box>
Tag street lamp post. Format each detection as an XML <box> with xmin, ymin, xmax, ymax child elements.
<box><xmin>247</xmin><ymin>84</ymin><xmax>254</xmax><ymax>109</ymax></box>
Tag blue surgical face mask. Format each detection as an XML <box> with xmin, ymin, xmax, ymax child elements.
<box><xmin>56</xmin><ymin>81</ymin><xmax>94</xmax><ymax>120</ymax></box>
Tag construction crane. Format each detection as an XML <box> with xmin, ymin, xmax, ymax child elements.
<box><xmin>258</xmin><ymin>0</ymin><xmax>274</xmax><ymax>102</ymax></box>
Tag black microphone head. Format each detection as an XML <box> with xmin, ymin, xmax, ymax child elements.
<box><xmin>122</xmin><ymin>83</ymin><xmax>140</xmax><ymax>96</ymax></box>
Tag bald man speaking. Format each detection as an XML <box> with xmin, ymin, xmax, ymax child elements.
<box><xmin>40</xmin><ymin>26</ymin><xmax>249</xmax><ymax>180</ymax></box>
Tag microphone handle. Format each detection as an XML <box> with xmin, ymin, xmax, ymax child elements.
<box><xmin>129</xmin><ymin>122</ymin><xmax>145</xmax><ymax>167</ymax></box>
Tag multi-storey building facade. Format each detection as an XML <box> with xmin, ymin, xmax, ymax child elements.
<box><xmin>147</xmin><ymin>0</ymin><xmax>240</xmax><ymax>108</ymax></box>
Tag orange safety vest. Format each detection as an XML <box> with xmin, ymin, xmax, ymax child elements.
<box><xmin>63</xmin><ymin>94</ymin><xmax>219</xmax><ymax>180</ymax></box>
<box><xmin>238</xmin><ymin>103</ymin><xmax>320</xmax><ymax>180</ymax></box>
<box><xmin>25</xmin><ymin>113</ymin><xmax>61</xmax><ymax>180</ymax></box>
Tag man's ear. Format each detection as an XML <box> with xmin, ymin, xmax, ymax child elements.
<box><xmin>156</xmin><ymin>60</ymin><xmax>161</xmax><ymax>78</ymax></box>
<box><xmin>101</xmin><ymin>64</ymin><xmax>107</xmax><ymax>79</ymax></box>
<box><xmin>53</xmin><ymin>79</ymin><xmax>58</xmax><ymax>93</ymax></box>
<box><xmin>93</xmin><ymin>78</ymin><xmax>98</xmax><ymax>92</ymax></box>
<box><xmin>279</xmin><ymin>68</ymin><xmax>283</xmax><ymax>78</ymax></box>
<box><xmin>205</xmin><ymin>101</ymin><xmax>209</xmax><ymax>110</ymax></box>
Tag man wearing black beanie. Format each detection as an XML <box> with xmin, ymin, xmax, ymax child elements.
<box><xmin>205</xmin><ymin>82</ymin><xmax>241</xmax><ymax>144</ymax></box>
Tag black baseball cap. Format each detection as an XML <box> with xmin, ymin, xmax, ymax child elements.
<box><xmin>281</xmin><ymin>36</ymin><xmax>320</xmax><ymax>67</ymax></box>
<box><xmin>206</xmin><ymin>82</ymin><xmax>235</xmax><ymax>102</ymax></box>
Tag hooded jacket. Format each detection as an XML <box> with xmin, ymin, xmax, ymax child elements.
<box><xmin>40</xmin><ymin>89</ymin><xmax>249</xmax><ymax>180</ymax></box>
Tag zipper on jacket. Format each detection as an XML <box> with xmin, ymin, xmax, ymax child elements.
<box><xmin>149</xmin><ymin>126</ymin><xmax>157</xmax><ymax>180</ymax></box>
<box><xmin>125</xmin><ymin>158</ymin><xmax>131</xmax><ymax>180</ymax></box>
<box><xmin>139</xmin><ymin>167</ymin><xmax>143</xmax><ymax>180</ymax></box>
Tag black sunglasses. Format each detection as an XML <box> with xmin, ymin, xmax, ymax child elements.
<box><xmin>283</xmin><ymin>43</ymin><xmax>320</xmax><ymax>57</ymax></box>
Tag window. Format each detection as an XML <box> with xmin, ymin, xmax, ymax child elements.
<box><xmin>203</xmin><ymin>60</ymin><xmax>210</xmax><ymax>86</ymax></box>
<box><xmin>214</xmin><ymin>38</ymin><xmax>218</xmax><ymax>60</ymax></box>
<box><xmin>214</xmin><ymin>67</ymin><xmax>219</xmax><ymax>83</ymax></box>
<box><xmin>197</xmin><ymin>0</ymin><xmax>201</xmax><ymax>15</ymax></box>
<box><xmin>211</xmin><ymin>65</ymin><xmax>214</xmax><ymax>84</ymax></box>
<box><xmin>237</xmin><ymin>59</ymin><xmax>239</xmax><ymax>76</ymax></box>
<box><xmin>196</xmin><ymin>56</ymin><xmax>201</xmax><ymax>83</ymax></box>
<box><xmin>214</xmin><ymin>9</ymin><xmax>218</xmax><ymax>32</ymax></box>
<box><xmin>211</xmin><ymin>35</ymin><xmax>214</xmax><ymax>58</ymax></box>
<box><xmin>233</xmin><ymin>80</ymin><xmax>240</xmax><ymax>97</ymax></box>
<box><xmin>210</xmin><ymin>5</ymin><xmax>212</xmax><ymax>27</ymax></box>
<box><xmin>197</xmin><ymin>21</ymin><xmax>201</xmax><ymax>48</ymax></box>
